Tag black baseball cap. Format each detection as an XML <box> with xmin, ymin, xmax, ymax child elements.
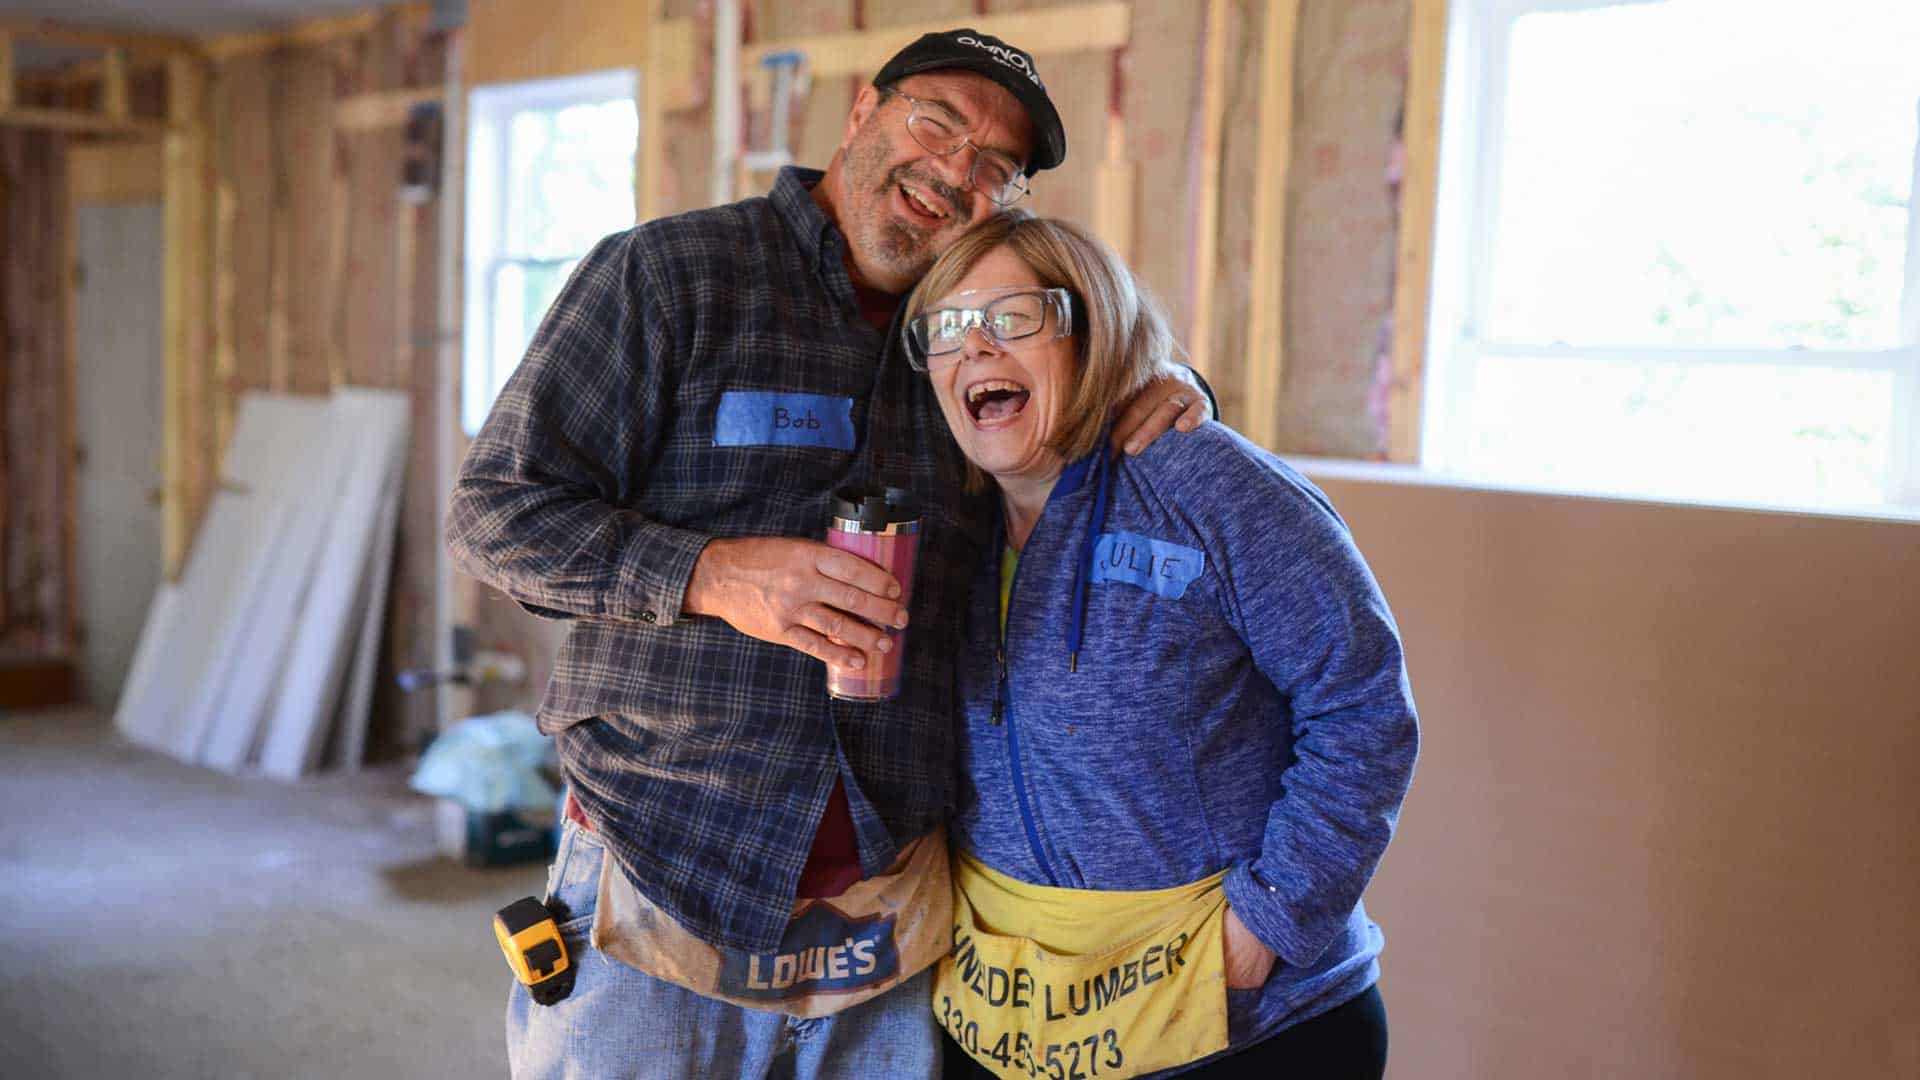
<box><xmin>872</xmin><ymin>28</ymin><xmax>1067</xmax><ymax>174</ymax></box>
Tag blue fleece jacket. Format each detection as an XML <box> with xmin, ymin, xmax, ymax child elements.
<box><xmin>950</xmin><ymin>421</ymin><xmax>1419</xmax><ymax>1061</ymax></box>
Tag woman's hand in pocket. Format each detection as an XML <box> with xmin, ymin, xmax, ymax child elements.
<box><xmin>1222</xmin><ymin>906</ymin><xmax>1278</xmax><ymax>990</ymax></box>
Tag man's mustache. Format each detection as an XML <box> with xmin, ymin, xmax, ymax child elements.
<box><xmin>883</xmin><ymin>165</ymin><xmax>973</xmax><ymax>226</ymax></box>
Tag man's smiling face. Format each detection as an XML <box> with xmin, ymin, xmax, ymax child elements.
<box><xmin>833</xmin><ymin>71</ymin><xmax>1034</xmax><ymax>294</ymax></box>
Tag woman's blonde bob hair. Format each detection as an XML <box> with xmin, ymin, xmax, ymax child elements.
<box><xmin>904</xmin><ymin>211</ymin><xmax>1178</xmax><ymax>475</ymax></box>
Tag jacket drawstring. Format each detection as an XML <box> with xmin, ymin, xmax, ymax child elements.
<box><xmin>1067</xmin><ymin>447</ymin><xmax>1114</xmax><ymax>673</ymax></box>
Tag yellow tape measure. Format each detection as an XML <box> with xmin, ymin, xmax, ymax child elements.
<box><xmin>494</xmin><ymin>897</ymin><xmax>575</xmax><ymax>1006</ymax></box>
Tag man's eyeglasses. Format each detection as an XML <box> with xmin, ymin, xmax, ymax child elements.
<box><xmin>881</xmin><ymin>89</ymin><xmax>1031</xmax><ymax>208</ymax></box>
<box><xmin>904</xmin><ymin>287</ymin><xmax>1073</xmax><ymax>371</ymax></box>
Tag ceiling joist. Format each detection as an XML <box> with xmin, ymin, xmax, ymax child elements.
<box><xmin>0</xmin><ymin>17</ymin><xmax>199</xmax><ymax>59</ymax></box>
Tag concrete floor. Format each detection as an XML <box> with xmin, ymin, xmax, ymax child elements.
<box><xmin>0</xmin><ymin>707</ymin><xmax>545</xmax><ymax>1079</ymax></box>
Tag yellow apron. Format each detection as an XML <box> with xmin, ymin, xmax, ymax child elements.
<box><xmin>934</xmin><ymin>851</ymin><xmax>1231</xmax><ymax>1080</ymax></box>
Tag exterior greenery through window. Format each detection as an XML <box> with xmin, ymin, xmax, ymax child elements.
<box><xmin>1425</xmin><ymin>0</ymin><xmax>1920</xmax><ymax>511</ymax></box>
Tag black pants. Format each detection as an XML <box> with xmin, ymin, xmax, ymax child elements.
<box><xmin>942</xmin><ymin>984</ymin><xmax>1387</xmax><ymax>1079</ymax></box>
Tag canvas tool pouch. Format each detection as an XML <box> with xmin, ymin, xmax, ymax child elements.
<box><xmin>591</xmin><ymin>827</ymin><xmax>952</xmax><ymax>1018</ymax></box>
<box><xmin>934</xmin><ymin>851</ymin><xmax>1231</xmax><ymax>1080</ymax></box>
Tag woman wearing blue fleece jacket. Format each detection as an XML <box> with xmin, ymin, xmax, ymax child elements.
<box><xmin>902</xmin><ymin>213</ymin><xmax>1418</xmax><ymax>1080</ymax></box>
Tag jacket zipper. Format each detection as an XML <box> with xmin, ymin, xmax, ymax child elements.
<box><xmin>995</xmin><ymin>536</ymin><xmax>1060</xmax><ymax>887</ymax></box>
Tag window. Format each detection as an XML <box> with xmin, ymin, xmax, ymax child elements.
<box><xmin>464</xmin><ymin>71</ymin><xmax>639</xmax><ymax>435</ymax></box>
<box><xmin>1424</xmin><ymin>0</ymin><xmax>1920</xmax><ymax>512</ymax></box>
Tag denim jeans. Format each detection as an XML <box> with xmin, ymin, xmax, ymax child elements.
<box><xmin>506</xmin><ymin>819</ymin><xmax>942</xmax><ymax>1079</ymax></box>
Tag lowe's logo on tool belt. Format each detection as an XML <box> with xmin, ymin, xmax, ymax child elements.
<box><xmin>714</xmin><ymin>391</ymin><xmax>857</xmax><ymax>450</ymax></box>
<box><xmin>1091</xmin><ymin>531</ymin><xmax>1205</xmax><ymax>600</ymax></box>
<box><xmin>956</xmin><ymin>36</ymin><xmax>1044</xmax><ymax>87</ymax></box>
<box><xmin>719</xmin><ymin>903</ymin><xmax>899</xmax><ymax>1000</ymax></box>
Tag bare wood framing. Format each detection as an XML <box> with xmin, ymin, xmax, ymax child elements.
<box><xmin>18</xmin><ymin>55</ymin><xmax>166</xmax><ymax>94</ymax></box>
<box><xmin>162</xmin><ymin>55</ymin><xmax>213</xmax><ymax>580</ymax></box>
<box><xmin>1091</xmin><ymin>112</ymin><xmax>1136</xmax><ymax>263</ymax></box>
<box><xmin>0</xmin><ymin>145</ymin><xmax>9</xmax><ymax>631</ymax></box>
<box><xmin>0</xmin><ymin>107</ymin><xmax>170</xmax><ymax>137</ymax></box>
<box><xmin>336</xmin><ymin>85</ymin><xmax>441</xmax><ymax>132</ymax></box>
<box><xmin>0</xmin><ymin>152</ymin><xmax>10</xmax><ymax>634</ymax></box>
<box><xmin>59</xmin><ymin>149</ymin><xmax>78</xmax><ymax>652</ymax></box>
<box><xmin>435</xmin><ymin>28</ymin><xmax>474</xmax><ymax>731</ymax></box>
<box><xmin>210</xmin><ymin>59</ymin><xmax>236</xmax><ymax>453</ymax></box>
<box><xmin>267</xmin><ymin>56</ymin><xmax>291</xmax><ymax>392</ymax></box>
<box><xmin>0</xmin><ymin>31</ymin><xmax>14</xmax><ymax>111</ymax></box>
<box><xmin>1241</xmin><ymin>0</ymin><xmax>1300</xmax><ymax>451</ymax></box>
<box><xmin>202</xmin><ymin>4</ymin><xmax>431</xmax><ymax>62</ymax></box>
<box><xmin>393</xmin><ymin>202</ymin><xmax>416</xmax><ymax>388</ymax></box>
<box><xmin>1188</xmin><ymin>0</ymin><xmax>1232</xmax><ymax>377</ymax></box>
<box><xmin>328</xmin><ymin>167</ymin><xmax>351</xmax><ymax>390</ymax></box>
<box><xmin>102</xmin><ymin>49</ymin><xmax>129</xmax><ymax>119</ymax></box>
<box><xmin>214</xmin><ymin>182</ymin><xmax>238</xmax><ymax>451</ymax></box>
<box><xmin>70</xmin><ymin>142</ymin><xmax>164</xmax><ymax>203</ymax></box>
<box><xmin>640</xmin><ymin>13</ymin><xmax>696</xmax><ymax>222</ymax></box>
<box><xmin>0</xmin><ymin>19</ymin><xmax>198</xmax><ymax>59</ymax></box>
<box><xmin>1388</xmin><ymin>0</ymin><xmax>1448</xmax><ymax>463</ymax></box>
<box><xmin>740</xmin><ymin>2</ymin><xmax>1130</xmax><ymax>80</ymax></box>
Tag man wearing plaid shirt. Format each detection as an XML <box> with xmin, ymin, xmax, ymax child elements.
<box><xmin>450</xmin><ymin>28</ymin><xmax>1206</xmax><ymax>1079</ymax></box>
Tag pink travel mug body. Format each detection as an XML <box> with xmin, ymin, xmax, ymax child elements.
<box><xmin>824</xmin><ymin>485</ymin><xmax>920</xmax><ymax>701</ymax></box>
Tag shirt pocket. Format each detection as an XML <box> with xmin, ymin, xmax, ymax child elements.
<box><xmin>659</xmin><ymin>382</ymin><xmax>862</xmax><ymax>516</ymax></box>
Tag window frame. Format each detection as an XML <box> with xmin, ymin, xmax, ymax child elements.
<box><xmin>1422</xmin><ymin>0</ymin><xmax>1920</xmax><ymax>510</ymax></box>
<box><xmin>462</xmin><ymin>69</ymin><xmax>639</xmax><ymax>436</ymax></box>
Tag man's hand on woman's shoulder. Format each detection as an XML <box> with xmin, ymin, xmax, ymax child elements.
<box><xmin>1113</xmin><ymin>370</ymin><xmax>1211</xmax><ymax>457</ymax></box>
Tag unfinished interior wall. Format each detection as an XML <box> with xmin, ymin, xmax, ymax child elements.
<box><xmin>1311</xmin><ymin>472</ymin><xmax>1920</xmax><ymax>1079</ymax></box>
<box><xmin>1195</xmin><ymin>0</ymin><xmax>1409</xmax><ymax>453</ymax></box>
<box><xmin>0</xmin><ymin>127</ymin><xmax>75</xmax><ymax>658</ymax></box>
<box><xmin>202</xmin><ymin>11</ymin><xmax>447</xmax><ymax>758</ymax></box>
<box><xmin>450</xmin><ymin>0</ymin><xmax>1415</xmax><ymax>714</ymax></box>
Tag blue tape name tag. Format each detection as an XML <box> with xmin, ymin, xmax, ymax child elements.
<box><xmin>714</xmin><ymin>391</ymin><xmax>857</xmax><ymax>450</ymax></box>
<box><xmin>718</xmin><ymin>904</ymin><xmax>900</xmax><ymax>1001</ymax></box>
<box><xmin>1090</xmin><ymin>531</ymin><xmax>1205</xmax><ymax>600</ymax></box>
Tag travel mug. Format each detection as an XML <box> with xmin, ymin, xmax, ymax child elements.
<box><xmin>824</xmin><ymin>485</ymin><xmax>920</xmax><ymax>700</ymax></box>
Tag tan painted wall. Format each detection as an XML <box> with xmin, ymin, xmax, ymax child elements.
<box><xmin>1305</xmin><ymin>472</ymin><xmax>1920</xmax><ymax>1078</ymax></box>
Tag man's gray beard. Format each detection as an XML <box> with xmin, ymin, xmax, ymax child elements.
<box><xmin>868</xmin><ymin>216</ymin><xmax>936</xmax><ymax>281</ymax></box>
<box><xmin>843</xmin><ymin>127</ymin><xmax>939</xmax><ymax>283</ymax></box>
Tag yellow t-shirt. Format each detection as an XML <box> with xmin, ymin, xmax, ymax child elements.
<box><xmin>999</xmin><ymin>544</ymin><xmax>1019</xmax><ymax>634</ymax></box>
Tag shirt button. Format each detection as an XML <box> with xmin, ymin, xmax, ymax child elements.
<box><xmin>640</xmin><ymin>610</ymin><xmax>658</xmax><ymax>623</ymax></box>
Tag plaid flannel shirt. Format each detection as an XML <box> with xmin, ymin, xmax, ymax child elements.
<box><xmin>447</xmin><ymin>168</ymin><xmax>990</xmax><ymax>953</ymax></box>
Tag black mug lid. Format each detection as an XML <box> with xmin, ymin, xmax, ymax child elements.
<box><xmin>831</xmin><ymin>485</ymin><xmax>920</xmax><ymax>529</ymax></box>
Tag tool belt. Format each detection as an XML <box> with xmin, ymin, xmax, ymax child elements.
<box><xmin>591</xmin><ymin>827</ymin><xmax>952</xmax><ymax>1018</ymax></box>
<box><xmin>934</xmin><ymin>851</ymin><xmax>1232</xmax><ymax>1080</ymax></box>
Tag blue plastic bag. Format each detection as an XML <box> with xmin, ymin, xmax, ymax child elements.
<box><xmin>408</xmin><ymin>710</ymin><xmax>558</xmax><ymax>814</ymax></box>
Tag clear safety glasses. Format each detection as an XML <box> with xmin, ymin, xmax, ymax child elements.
<box><xmin>884</xmin><ymin>90</ymin><xmax>1032</xmax><ymax>207</ymax></box>
<box><xmin>903</xmin><ymin>287</ymin><xmax>1074</xmax><ymax>372</ymax></box>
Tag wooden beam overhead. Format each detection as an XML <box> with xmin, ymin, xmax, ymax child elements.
<box><xmin>0</xmin><ymin>18</ymin><xmax>199</xmax><ymax>58</ymax></box>
<box><xmin>17</xmin><ymin>54</ymin><xmax>166</xmax><ymax>93</ymax></box>
<box><xmin>1388</xmin><ymin>0</ymin><xmax>1449</xmax><ymax>464</ymax></box>
<box><xmin>202</xmin><ymin>3</ymin><xmax>431</xmax><ymax>61</ymax></box>
<box><xmin>1241</xmin><ymin>0</ymin><xmax>1301</xmax><ymax>452</ymax></box>
<box><xmin>740</xmin><ymin>1</ymin><xmax>1130</xmax><ymax>81</ymax></box>
<box><xmin>69</xmin><ymin>141</ymin><xmax>165</xmax><ymax>204</ymax></box>
<box><xmin>0</xmin><ymin>106</ymin><xmax>169</xmax><ymax>137</ymax></box>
